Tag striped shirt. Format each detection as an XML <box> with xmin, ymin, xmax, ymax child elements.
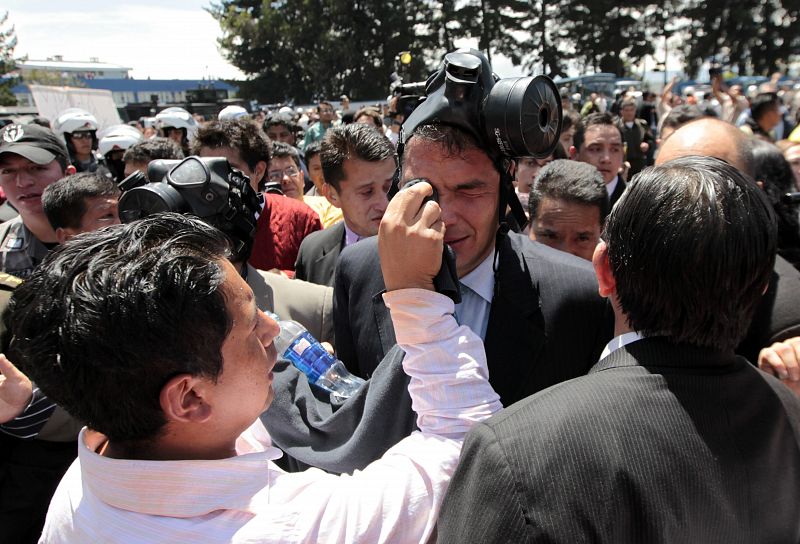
<box><xmin>40</xmin><ymin>289</ymin><xmax>502</xmax><ymax>543</ymax></box>
<box><xmin>0</xmin><ymin>387</ymin><xmax>57</xmax><ymax>439</ymax></box>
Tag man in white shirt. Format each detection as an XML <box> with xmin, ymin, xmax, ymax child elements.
<box><xmin>9</xmin><ymin>199</ymin><xmax>501</xmax><ymax>543</ymax></box>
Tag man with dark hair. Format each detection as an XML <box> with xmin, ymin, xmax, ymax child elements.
<box><xmin>42</xmin><ymin>173</ymin><xmax>120</xmax><ymax>244</ymax></box>
<box><xmin>0</xmin><ymin>124</ymin><xmax>76</xmax><ymax>278</ymax></box>
<box><xmin>262</xmin><ymin>113</ymin><xmax>311</xmax><ymax>187</ymax></box>
<box><xmin>192</xmin><ymin>119</ymin><xmax>322</xmax><ymax>274</ymax></box>
<box><xmin>741</xmin><ymin>92</ymin><xmax>783</xmax><ymax>141</ymax></box>
<box><xmin>294</xmin><ymin>123</ymin><xmax>395</xmax><ymax>286</ymax></box>
<box><xmin>263</xmin><ymin>113</ymin><xmax>299</xmax><ymax>147</ymax></box>
<box><xmin>262</xmin><ymin>53</ymin><xmax>611</xmax><ymax>476</ymax></box>
<box><xmin>11</xmin><ymin>205</ymin><xmax>503</xmax><ymax>543</ymax></box>
<box><xmin>303</xmin><ymin>141</ymin><xmax>325</xmax><ymax>196</ymax></box>
<box><xmin>335</xmin><ymin>121</ymin><xmax>611</xmax><ymax>400</ymax></box>
<box><xmin>193</xmin><ymin>118</ymin><xmax>272</xmax><ymax>193</ymax></box>
<box><xmin>438</xmin><ymin>156</ymin><xmax>800</xmax><ymax>543</ymax></box>
<box><xmin>571</xmin><ymin>112</ymin><xmax>626</xmax><ymax>207</ymax></box>
<box><xmin>269</xmin><ymin>141</ymin><xmax>341</xmax><ymax>227</ymax></box>
<box><xmin>559</xmin><ymin>110</ymin><xmax>580</xmax><ymax>152</ymax></box>
<box><xmin>656</xmin><ymin>116</ymin><xmax>800</xmax><ymax>390</ymax></box>
<box><xmin>302</xmin><ymin>100</ymin><xmax>336</xmax><ymax>150</ymax></box>
<box><xmin>528</xmin><ymin>159</ymin><xmax>608</xmax><ymax>261</ymax></box>
<box><xmin>122</xmin><ymin>137</ymin><xmax>184</xmax><ymax>179</ymax></box>
<box><xmin>619</xmin><ymin>97</ymin><xmax>655</xmax><ymax>177</ymax></box>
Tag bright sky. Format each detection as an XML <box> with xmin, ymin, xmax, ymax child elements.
<box><xmin>5</xmin><ymin>0</ymin><xmax>245</xmax><ymax>80</ymax></box>
<box><xmin>4</xmin><ymin>1</ymin><xmax>527</xmax><ymax>85</ymax></box>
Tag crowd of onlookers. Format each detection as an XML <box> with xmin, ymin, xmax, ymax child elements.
<box><xmin>0</xmin><ymin>62</ymin><xmax>799</xmax><ymax>542</ymax></box>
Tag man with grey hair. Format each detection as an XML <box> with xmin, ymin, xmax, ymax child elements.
<box><xmin>528</xmin><ymin>160</ymin><xmax>608</xmax><ymax>262</ymax></box>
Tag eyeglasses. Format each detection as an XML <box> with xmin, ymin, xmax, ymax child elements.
<box><xmin>70</xmin><ymin>132</ymin><xmax>94</xmax><ymax>140</ymax></box>
<box><xmin>319</xmin><ymin>108</ymin><xmax>334</xmax><ymax>114</ymax></box>
<box><xmin>268</xmin><ymin>166</ymin><xmax>300</xmax><ymax>183</ymax></box>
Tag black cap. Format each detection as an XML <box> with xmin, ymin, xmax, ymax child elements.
<box><xmin>0</xmin><ymin>124</ymin><xmax>69</xmax><ymax>164</ymax></box>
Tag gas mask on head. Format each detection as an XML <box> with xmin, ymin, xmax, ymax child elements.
<box><xmin>393</xmin><ymin>48</ymin><xmax>562</xmax><ymax>230</ymax></box>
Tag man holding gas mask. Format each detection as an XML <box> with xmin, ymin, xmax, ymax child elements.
<box><xmin>262</xmin><ymin>49</ymin><xmax>613</xmax><ymax>474</ymax></box>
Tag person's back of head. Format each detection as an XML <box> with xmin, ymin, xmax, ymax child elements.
<box><xmin>659</xmin><ymin>104</ymin><xmax>708</xmax><ymax>142</ymax></box>
<box><xmin>42</xmin><ymin>172</ymin><xmax>121</xmax><ymax>242</ymax></box>
<box><xmin>656</xmin><ymin>117</ymin><xmax>756</xmax><ymax>178</ymax></box>
<box><xmin>604</xmin><ymin>155</ymin><xmax>777</xmax><ymax>353</ymax></box>
<box><xmin>9</xmin><ymin>214</ymin><xmax>233</xmax><ymax>449</ymax></box>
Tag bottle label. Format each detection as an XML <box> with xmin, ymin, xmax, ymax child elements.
<box><xmin>282</xmin><ymin>331</ymin><xmax>336</xmax><ymax>383</ymax></box>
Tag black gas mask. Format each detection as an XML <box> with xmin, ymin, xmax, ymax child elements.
<box><xmin>117</xmin><ymin>156</ymin><xmax>261</xmax><ymax>262</ymax></box>
<box><xmin>393</xmin><ymin>48</ymin><xmax>562</xmax><ymax>230</ymax></box>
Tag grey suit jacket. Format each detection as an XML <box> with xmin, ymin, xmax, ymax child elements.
<box><xmin>294</xmin><ymin>221</ymin><xmax>345</xmax><ymax>287</ymax></box>
<box><xmin>438</xmin><ymin>337</ymin><xmax>800</xmax><ymax>543</ymax></box>
<box><xmin>246</xmin><ymin>265</ymin><xmax>334</xmax><ymax>344</ymax></box>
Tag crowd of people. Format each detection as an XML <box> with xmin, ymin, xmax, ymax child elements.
<box><xmin>0</xmin><ymin>49</ymin><xmax>799</xmax><ymax>543</ymax></box>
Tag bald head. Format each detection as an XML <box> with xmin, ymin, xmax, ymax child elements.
<box><xmin>656</xmin><ymin>118</ymin><xmax>755</xmax><ymax>177</ymax></box>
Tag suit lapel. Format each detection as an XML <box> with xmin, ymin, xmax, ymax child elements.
<box><xmin>609</xmin><ymin>177</ymin><xmax>626</xmax><ymax>208</ymax></box>
<box><xmin>313</xmin><ymin>223</ymin><xmax>345</xmax><ymax>282</ymax></box>
<box><xmin>483</xmin><ymin>234</ymin><xmax>547</xmax><ymax>405</ymax></box>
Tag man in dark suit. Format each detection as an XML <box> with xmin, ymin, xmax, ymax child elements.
<box><xmin>334</xmin><ymin>122</ymin><xmax>613</xmax><ymax>407</ymax></box>
<box><xmin>438</xmin><ymin>156</ymin><xmax>800</xmax><ymax>543</ymax></box>
<box><xmin>570</xmin><ymin>112</ymin><xmax>627</xmax><ymax>208</ymax></box>
<box><xmin>294</xmin><ymin>123</ymin><xmax>396</xmax><ymax>286</ymax></box>
<box><xmin>620</xmin><ymin>97</ymin><xmax>655</xmax><ymax>177</ymax></box>
<box><xmin>655</xmin><ymin>117</ymin><xmax>800</xmax><ymax>383</ymax></box>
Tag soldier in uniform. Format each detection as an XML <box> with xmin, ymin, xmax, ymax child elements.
<box><xmin>0</xmin><ymin>124</ymin><xmax>75</xmax><ymax>278</ymax></box>
<box><xmin>0</xmin><ymin>125</ymin><xmax>77</xmax><ymax>543</ymax></box>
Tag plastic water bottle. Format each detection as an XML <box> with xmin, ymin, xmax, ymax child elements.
<box><xmin>268</xmin><ymin>312</ymin><xmax>365</xmax><ymax>400</ymax></box>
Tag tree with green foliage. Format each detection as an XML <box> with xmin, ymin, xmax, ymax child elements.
<box><xmin>556</xmin><ymin>1</ymin><xmax>657</xmax><ymax>77</ymax></box>
<box><xmin>520</xmin><ymin>0</ymin><xmax>568</xmax><ymax>78</ymax></box>
<box><xmin>451</xmin><ymin>0</ymin><xmax>529</xmax><ymax>65</ymax></box>
<box><xmin>0</xmin><ymin>12</ymin><xmax>19</xmax><ymax>106</ymax></box>
<box><xmin>209</xmin><ymin>0</ymin><xmax>443</xmax><ymax>103</ymax></box>
<box><xmin>678</xmin><ymin>0</ymin><xmax>800</xmax><ymax>77</ymax></box>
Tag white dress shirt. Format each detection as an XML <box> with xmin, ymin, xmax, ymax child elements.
<box><xmin>454</xmin><ymin>251</ymin><xmax>495</xmax><ymax>340</ymax></box>
<box><xmin>606</xmin><ymin>175</ymin><xmax>620</xmax><ymax>202</ymax></box>
<box><xmin>599</xmin><ymin>330</ymin><xmax>645</xmax><ymax>361</ymax></box>
<box><xmin>40</xmin><ymin>289</ymin><xmax>502</xmax><ymax>544</ymax></box>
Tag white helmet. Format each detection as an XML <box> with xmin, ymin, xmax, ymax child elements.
<box><xmin>155</xmin><ymin>107</ymin><xmax>198</xmax><ymax>142</ymax></box>
<box><xmin>278</xmin><ymin>106</ymin><xmax>294</xmax><ymax>115</ymax></box>
<box><xmin>97</xmin><ymin>124</ymin><xmax>143</xmax><ymax>157</ymax></box>
<box><xmin>53</xmin><ymin>108</ymin><xmax>99</xmax><ymax>142</ymax></box>
<box><xmin>218</xmin><ymin>105</ymin><xmax>248</xmax><ymax>121</ymax></box>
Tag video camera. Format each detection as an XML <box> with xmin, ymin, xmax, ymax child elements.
<box><xmin>117</xmin><ymin>156</ymin><xmax>261</xmax><ymax>261</ymax></box>
<box><xmin>389</xmin><ymin>72</ymin><xmax>427</xmax><ymax>119</ymax></box>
